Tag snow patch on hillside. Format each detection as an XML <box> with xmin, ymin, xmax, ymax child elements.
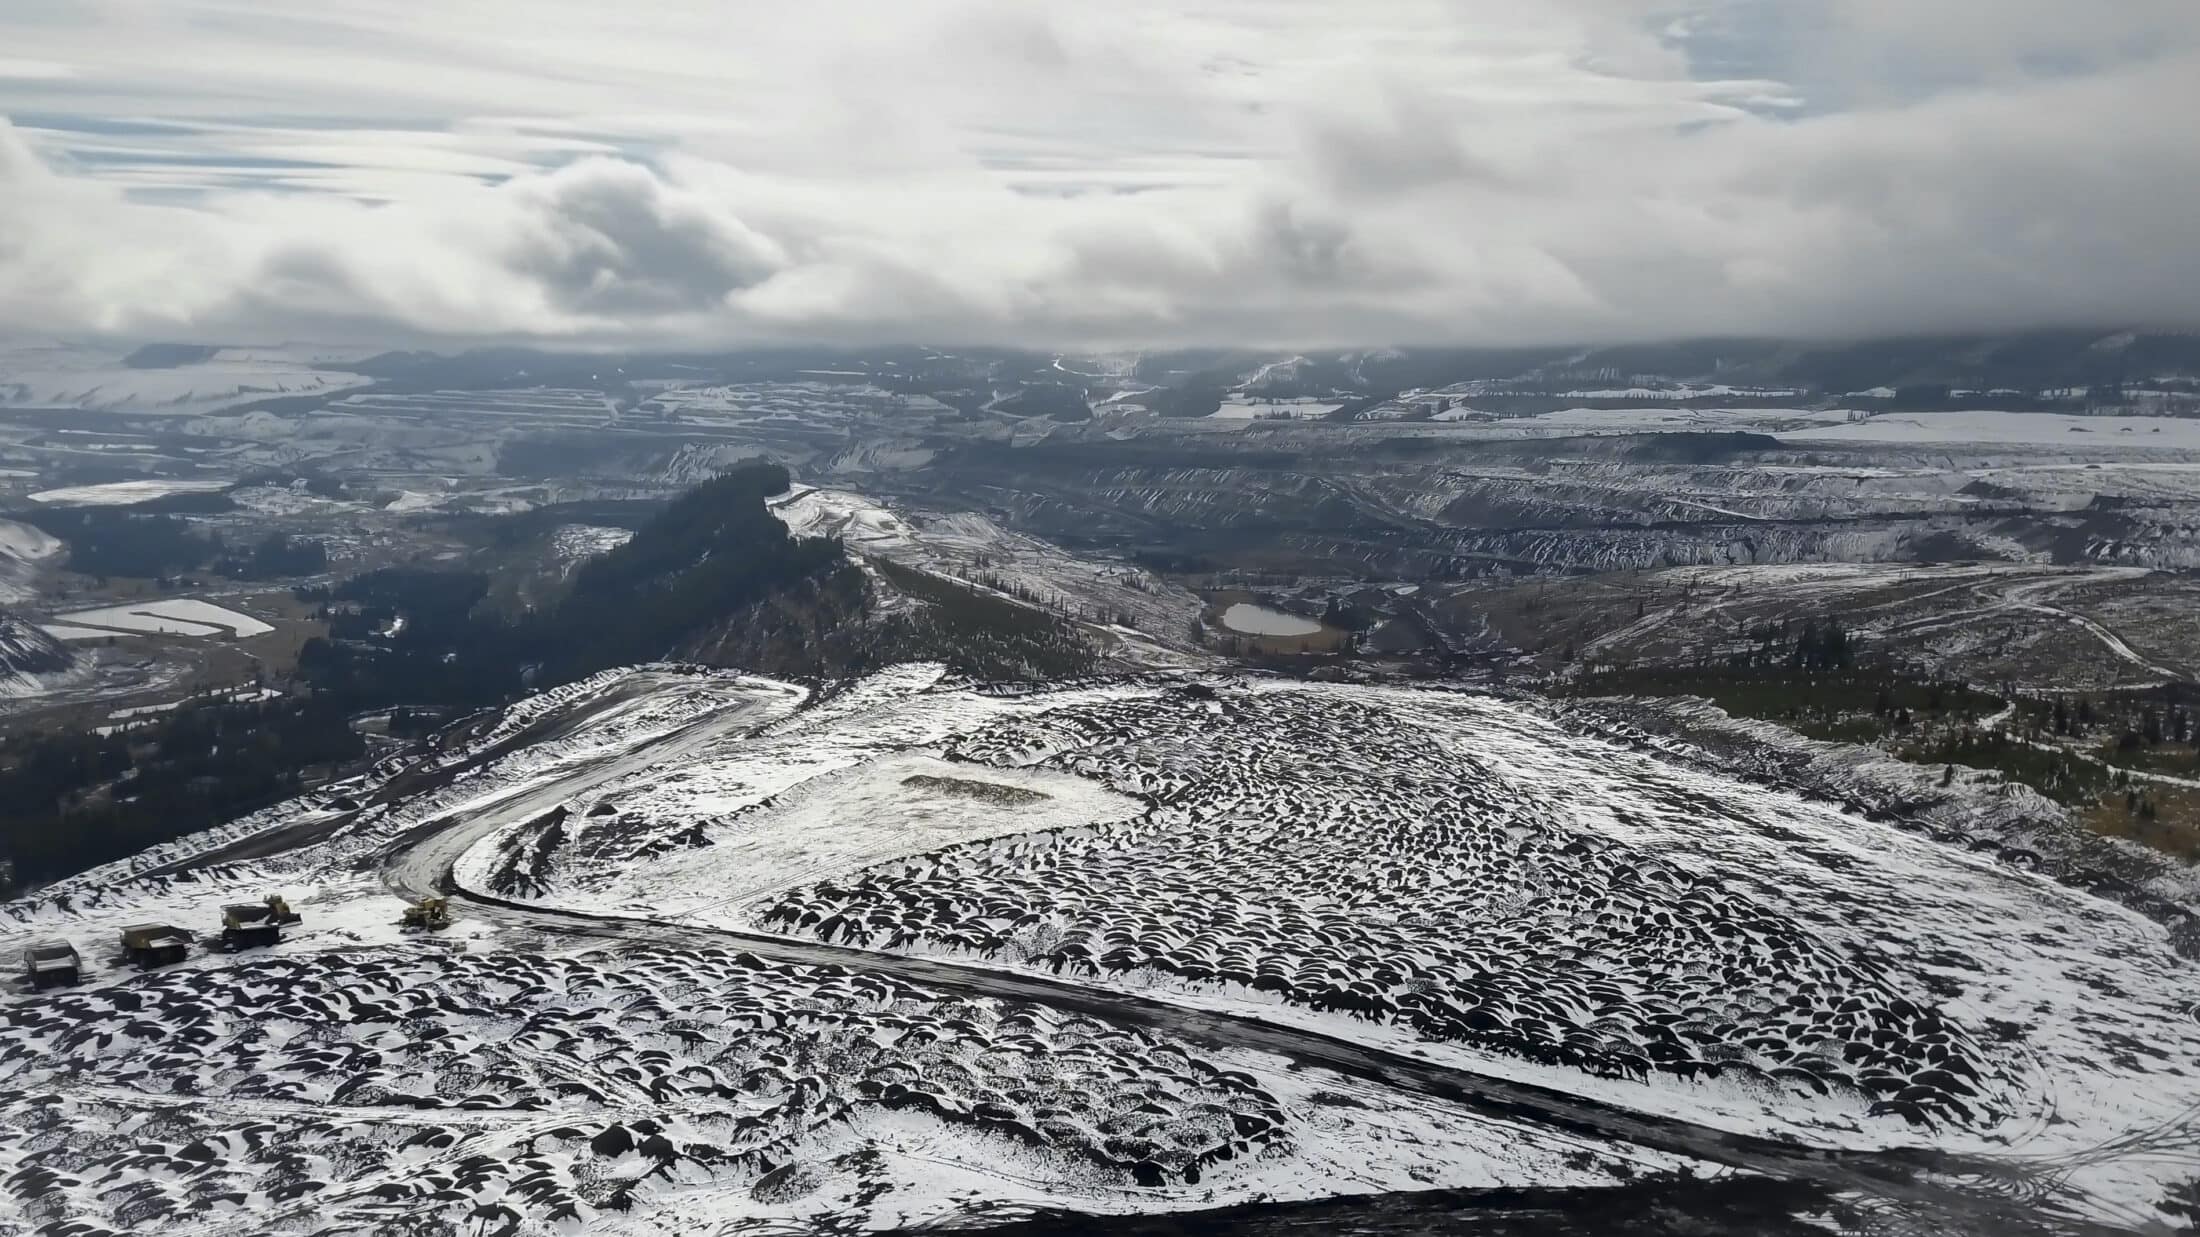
<box><xmin>552</xmin><ymin>523</ymin><xmax>634</xmax><ymax>562</ymax></box>
<box><xmin>1784</xmin><ymin>411</ymin><xmax>2200</xmax><ymax>448</ymax></box>
<box><xmin>0</xmin><ymin>610</ymin><xmax>76</xmax><ymax>698</ymax></box>
<box><xmin>0</xmin><ymin>341</ymin><xmax>370</xmax><ymax>415</ymax></box>
<box><xmin>771</xmin><ymin>487</ymin><xmax>1206</xmax><ymax>665</ymax></box>
<box><xmin>28</xmin><ymin>478</ymin><xmax>233</xmax><ymax>506</ymax></box>
<box><xmin>0</xmin><ymin>516</ymin><xmax>62</xmax><ymax>604</ymax></box>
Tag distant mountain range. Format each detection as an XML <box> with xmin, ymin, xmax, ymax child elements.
<box><xmin>61</xmin><ymin>328</ymin><xmax>2200</xmax><ymax>418</ymax></box>
<box><xmin>1153</xmin><ymin>330</ymin><xmax>2200</xmax><ymax>401</ymax></box>
<box><xmin>341</xmin><ymin>330</ymin><xmax>2199</xmax><ymax>393</ymax></box>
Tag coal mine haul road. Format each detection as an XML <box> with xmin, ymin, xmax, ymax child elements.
<box><xmin>366</xmin><ymin>682</ymin><xmax>2111</xmax><ymax>1237</ymax></box>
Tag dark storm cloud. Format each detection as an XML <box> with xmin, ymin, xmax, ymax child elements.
<box><xmin>499</xmin><ymin>161</ymin><xmax>787</xmax><ymax>316</ymax></box>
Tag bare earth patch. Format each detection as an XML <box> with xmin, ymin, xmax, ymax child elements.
<box><xmin>903</xmin><ymin>773</ymin><xmax>1052</xmax><ymax>806</ymax></box>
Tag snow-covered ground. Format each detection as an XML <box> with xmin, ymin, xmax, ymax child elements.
<box><xmin>1420</xmin><ymin>406</ymin><xmax>1858</xmax><ymax>436</ymax></box>
<box><xmin>489</xmin><ymin>751</ymin><xmax>1145</xmax><ymax>927</ymax></box>
<box><xmin>48</xmin><ymin>597</ymin><xmax>275</xmax><ymax>639</ymax></box>
<box><xmin>1370</xmin><ymin>405</ymin><xmax>2200</xmax><ymax>452</ymax></box>
<box><xmin>0</xmin><ymin>517</ymin><xmax>61</xmax><ymax>563</ymax></box>
<box><xmin>0</xmin><ymin>941</ymin><xmax>1673</xmax><ymax>1233</ymax></box>
<box><xmin>1556</xmin><ymin>385</ymin><xmax>1803</xmax><ymax>400</ymax></box>
<box><xmin>0</xmin><ymin>341</ymin><xmax>370</xmax><ymax>415</ymax></box>
<box><xmin>0</xmin><ymin>611</ymin><xmax>77</xmax><ymax>699</ymax></box>
<box><xmin>771</xmin><ymin>487</ymin><xmax>1208</xmax><ymax>665</ymax></box>
<box><xmin>551</xmin><ymin>523</ymin><xmax>635</xmax><ymax>562</ymax></box>
<box><xmin>1210</xmin><ymin>396</ymin><xmax>1344</xmax><ymax>420</ymax></box>
<box><xmin>450</xmin><ymin>669</ymin><xmax>2200</xmax><ymax>1229</ymax></box>
<box><xmin>27</xmin><ymin>478</ymin><xmax>233</xmax><ymax>506</ymax></box>
<box><xmin>1781</xmin><ymin>411</ymin><xmax>2200</xmax><ymax>448</ymax></box>
<box><xmin>0</xmin><ymin>666</ymin><xmax>1685</xmax><ymax>1234</ymax></box>
<box><xmin>227</xmin><ymin>483</ymin><xmax>363</xmax><ymax>517</ymax></box>
<box><xmin>88</xmin><ymin>684</ymin><xmax>286</xmax><ymax>735</ymax></box>
<box><xmin>1565</xmin><ymin>563</ymin><xmax>2198</xmax><ymax>691</ymax></box>
<box><xmin>33</xmin><ymin>622</ymin><xmax>120</xmax><ymax>640</ymax></box>
<box><xmin>0</xmin><ymin>515</ymin><xmax>62</xmax><ymax>604</ymax></box>
<box><xmin>383</xmin><ymin>488</ymin><xmax>446</xmax><ymax>512</ymax></box>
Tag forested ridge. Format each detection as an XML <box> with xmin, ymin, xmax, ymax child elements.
<box><xmin>2</xmin><ymin>462</ymin><xmax>1109</xmax><ymax>889</ymax></box>
<box><xmin>0</xmin><ymin>464</ymin><xmax>844</xmax><ymax>888</ymax></box>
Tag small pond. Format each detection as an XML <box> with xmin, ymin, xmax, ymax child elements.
<box><xmin>1219</xmin><ymin>602</ymin><xmax>1323</xmax><ymax>637</ymax></box>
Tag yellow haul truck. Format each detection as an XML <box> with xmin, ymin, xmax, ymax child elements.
<box><xmin>218</xmin><ymin>894</ymin><xmax>305</xmax><ymax>951</ymax></box>
<box><xmin>22</xmin><ymin>941</ymin><xmax>81</xmax><ymax>989</ymax></box>
<box><xmin>119</xmin><ymin>924</ymin><xmax>191</xmax><ymax>970</ymax></box>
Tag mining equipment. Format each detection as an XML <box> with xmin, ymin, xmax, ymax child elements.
<box><xmin>216</xmin><ymin>895</ymin><xmax>305</xmax><ymax>952</ymax></box>
<box><xmin>399</xmin><ymin>896</ymin><xmax>452</xmax><ymax>931</ymax></box>
<box><xmin>119</xmin><ymin>924</ymin><xmax>192</xmax><ymax>969</ymax></box>
<box><xmin>22</xmin><ymin>940</ymin><xmax>81</xmax><ymax>989</ymax></box>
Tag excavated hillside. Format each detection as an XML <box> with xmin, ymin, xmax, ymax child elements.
<box><xmin>0</xmin><ymin>609</ymin><xmax>73</xmax><ymax>698</ymax></box>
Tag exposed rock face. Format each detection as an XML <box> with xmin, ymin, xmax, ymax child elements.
<box><xmin>0</xmin><ymin>609</ymin><xmax>74</xmax><ymax>698</ymax></box>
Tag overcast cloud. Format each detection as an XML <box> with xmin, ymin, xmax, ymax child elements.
<box><xmin>0</xmin><ymin>0</ymin><xmax>2196</xmax><ymax>350</ymax></box>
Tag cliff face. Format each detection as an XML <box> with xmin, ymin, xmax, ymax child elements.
<box><xmin>0</xmin><ymin>609</ymin><xmax>74</xmax><ymax>698</ymax></box>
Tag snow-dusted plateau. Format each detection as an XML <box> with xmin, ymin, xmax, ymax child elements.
<box><xmin>1</xmin><ymin>662</ymin><xmax>2194</xmax><ymax>1234</ymax></box>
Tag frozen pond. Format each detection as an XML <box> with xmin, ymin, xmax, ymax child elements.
<box><xmin>28</xmin><ymin>479</ymin><xmax>233</xmax><ymax>506</ymax></box>
<box><xmin>49</xmin><ymin>598</ymin><xmax>275</xmax><ymax>639</ymax></box>
<box><xmin>1219</xmin><ymin>602</ymin><xmax>1323</xmax><ymax>637</ymax></box>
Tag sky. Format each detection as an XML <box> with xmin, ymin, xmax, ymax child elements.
<box><xmin>0</xmin><ymin>0</ymin><xmax>2196</xmax><ymax>352</ymax></box>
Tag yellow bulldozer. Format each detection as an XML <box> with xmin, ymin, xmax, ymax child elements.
<box><xmin>399</xmin><ymin>896</ymin><xmax>452</xmax><ymax>932</ymax></box>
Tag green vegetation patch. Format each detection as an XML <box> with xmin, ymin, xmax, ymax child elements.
<box><xmin>871</xmin><ymin>559</ymin><xmax>1097</xmax><ymax>681</ymax></box>
<box><xmin>1570</xmin><ymin>663</ymin><xmax>1999</xmax><ymax>746</ymax></box>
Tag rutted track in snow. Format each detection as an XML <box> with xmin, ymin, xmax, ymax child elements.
<box><xmin>2001</xmin><ymin>575</ymin><xmax>2189</xmax><ymax>683</ymax></box>
<box><xmin>1859</xmin><ymin>568</ymin><xmax>2188</xmax><ymax>684</ymax></box>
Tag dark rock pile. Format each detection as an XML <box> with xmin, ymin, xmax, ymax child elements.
<box><xmin>763</xmin><ymin>685</ymin><xmax>2013</xmax><ymax>1128</ymax></box>
<box><xmin>0</xmin><ymin>946</ymin><xmax>1288</xmax><ymax>1230</ymax></box>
